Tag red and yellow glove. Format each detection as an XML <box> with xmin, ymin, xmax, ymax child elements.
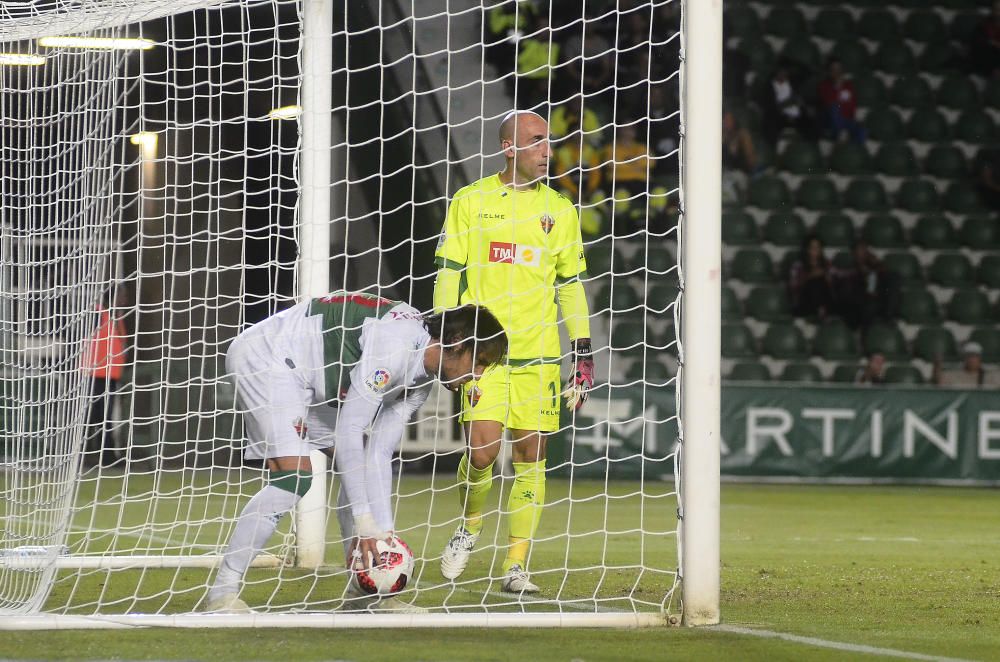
<box><xmin>563</xmin><ymin>338</ymin><xmax>594</xmax><ymax>411</ymax></box>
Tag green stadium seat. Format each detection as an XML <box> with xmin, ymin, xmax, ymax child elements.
<box><xmin>625</xmin><ymin>360</ymin><xmax>672</xmax><ymax>384</ymax></box>
<box><xmin>943</xmin><ymin>182</ymin><xmax>988</xmax><ymax>215</ymax></box>
<box><xmin>903</xmin><ymin>10</ymin><xmax>947</xmax><ymax>42</ymax></box>
<box><xmin>778</xmin><ymin>363</ymin><xmax>824</xmax><ymax>383</ymax></box>
<box><xmin>748</xmin><ymin>176</ymin><xmax>791</xmax><ymax>209</ymax></box>
<box><xmin>897</xmin><ymin>287</ymin><xmax>940</xmax><ymax>324</ymax></box>
<box><xmin>912</xmin><ymin>215</ymin><xmax>957</xmax><ymax>249</ymax></box>
<box><xmin>829</xmin><ymin>142</ymin><xmax>873</xmax><ymax>176</ymax></box>
<box><xmin>722</xmin><ymin>323</ymin><xmax>758</xmax><ymax>359</ymax></box>
<box><xmin>830</xmin><ymin>40</ymin><xmax>871</xmax><ymax>73</ymax></box>
<box><xmin>936</xmin><ymin>77</ymin><xmax>980</xmax><ymax>111</ymax></box>
<box><xmin>813</xmin><ymin>322</ymin><xmax>859</xmax><ymax>360</ymax></box>
<box><xmin>595</xmin><ymin>282</ymin><xmax>642</xmax><ymax>314</ymax></box>
<box><xmin>722</xmin><ymin>210</ymin><xmax>759</xmax><ymax>246</ymax></box>
<box><xmin>831</xmin><ymin>364</ymin><xmax>862</xmax><ymax>383</ymax></box>
<box><xmin>906</xmin><ymin>109</ymin><xmax>949</xmax><ymax>142</ymax></box>
<box><xmin>585</xmin><ymin>242</ymin><xmax>623</xmax><ymax>277</ymax></box>
<box><xmin>644</xmin><ymin>245</ymin><xmax>674</xmax><ymax>275</ymax></box>
<box><xmin>815</xmin><ymin>9</ymin><xmax>856</xmax><ymax>40</ymax></box>
<box><xmin>883</xmin><ymin>365</ymin><xmax>924</xmax><ymax>385</ymax></box>
<box><xmin>914</xmin><ymin>327</ymin><xmax>958</xmax><ymax>362</ymax></box>
<box><xmin>815</xmin><ymin>213</ymin><xmax>855</xmax><ymax>247</ymax></box>
<box><xmin>970</xmin><ymin>328</ymin><xmax>1000</xmax><ymax>363</ymax></box>
<box><xmin>919</xmin><ymin>42</ymin><xmax>961</xmax><ymax>73</ymax></box>
<box><xmin>728</xmin><ymin>362</ymin><xmax>771</xmax><ymax>382</ymax></box>
<box><xmin>929</xmin><ymin>254</ymin><xmax>975</xmax><ymax>287</ymax></box>
<box><xmin>851</xmin><ymin>72</ymin><xmax>888</xmax><ymax>108</ymax></box>
<box><xmin>764</xmin><ymin>7</ymin><xmax>807</xmax><ymax>37</ymax></box>
<box><xmin>780</xmin><ymin>141</ymin><xmax>824</xmax><ymax>175</ymax></box>
<box><xmin>874</xmin><ymin>143</ymin><xmax>918</xmax><ymax>177</ymax></box>
<box><xmin>796</xmin><ymin>178</ymin><xmax>840</xmax><ymax>211</ymax></box>
<box><xmin>891</xmin><ymin>76</ymin><xmax>933</xmax><ymax>109</ymax></box>
<box><xmin>763</xmin><ymin>212</ymin><xmax>806</xmax><ymax>247</ymax></box>
<box><xmin>863</xmin><ymin>323</ymin><xmax>908</xmax><ymax>360</ymax></box>
<box><xmin>781</xmin><ymin>36</ymin><xmax>822</xmax><ymax>73</ymax></box>
<box><xmin>896</xmin><ymin>179</ymin><xmax>940</xmax><ymax>213</ymax></box>
<box><xmin>984</xmin><ymin>78</ymin><xmax>1000</xmax><ymax>110</ymax></box>
<box><xmin>951</xmin><ymin>12</ymin><xmax>983</xmax><ymax>41</ymax></box>
<box><xmin>611</xmin><ymin>321</ymin><xmax>648</xmax><ymax>359</ymax></box>
<box><xmin>960</xmin><ymin>216</ymin><xmax>999</xmax><ymax>249</ymax></box>
<box><xmin>978</xmin><ymin>255</ymin><xmax>1000</xmax><ymax>289</ymax></box>
<box><xmin>725</xmin><ymin>5</ymin><xmax>760</xmax><ymax>37</ymax></box>
<box><xmin>872</xmin><ymin>40</ymin><xmax>916</xmax><ymax>75</ymax></box>
<box><xmin>924</xmin><ymin>146</ymin><xmax>968</xmax><ymax>180</ymax></box>
<box><xmin>763</xmin><ymin>323</ymin><xmax>809</xmax><ymax>359</ymax></box>
<box><xmin>844</xmin><ymin>179</ymin><xmax>889</xmax><ymax>212</ymax></box>
<box><xmin>862</xmin><ymin>214</ymin><xmax>906</xmax><ymax>249</ymax></box>
<box><xmin>954</xmin><ymin>110</ymin><xmax>996</xmax><ymax>143</ymax></box>
<box><xmin>883</xmin><ymin>252</ymin><xmax>923</xmax><ymax>284</ymax></box>
<box><xmin>746</xmin><ymin>285</ymin><xmax>792</xmax><ymax>322</ymax></box>
<box><xmin>647</xmin><ymin>282</ymin><xmax>678</xmax><ymax>316</ymax></box>
<box><xmin>730</xmin><ymin>249</ymin><xmax>775</xmax><ymax>283</ymax></box>
<box><xmin>858</xmin><ymin>10</ymin><xmax>901</xmax><ymax>40</ymax></box>
<box><xmin>721</xmin><ymin>286</ymin><xmax>741</xmax><ymax>321</ymax></box>
<box><xmin>864</xmin><ymin>107</ymin><xmax>904</xmax><ymax>142</ymax></box>
<box><xmin>947</xmin><ymin>288</ymin><xmax>992</xmax><ymax>325</ymax></box>
<box><xmin>647</xmin><ymin>325</ymin><xmax>678</xmax><ymax>356</ymax></box>
<box><xmin>738</xmin><ymin>34</ymin><xmax>776</xmax><ymax>76</ymax></box>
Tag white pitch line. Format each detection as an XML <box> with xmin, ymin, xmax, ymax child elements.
<box><xmin>715</xmin><ymin>625</ymin><xmax>974</xmax><ymax>662</ymax></box>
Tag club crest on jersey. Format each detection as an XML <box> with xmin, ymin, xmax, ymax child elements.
<box><xmin>468</xmin><ymin>385</ymin><xmax>482</xmax><ymax>408</ymax></box>
<box><xmin>364</xmin><ymin>368</ymin><xmax>392</xmax><ymax>393</ymax></box>
<box><xmin>488</xmin><ymin>241</ymin><xmax>542</xmax><ymax>266</ymax></box>
<box><xmin>540</xmin><ymin>214</ymin><xmax>555</xmax><ymax>234</ymax></box>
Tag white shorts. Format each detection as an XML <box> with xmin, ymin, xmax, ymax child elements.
<box><xmin>227</xmin><ymin>329</ymin><xmax>339</xmax><ymax>461</ymax></box>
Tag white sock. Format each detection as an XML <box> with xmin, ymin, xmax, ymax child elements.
<box><xmin>209</xmin><ymin>484</ymin><xmax>300</xmax><ymax>599</ymax></box>
<box><xmin>336</xmin><ymin>483</ymin><xmax>354</xmax><ymax>562</ymax></box>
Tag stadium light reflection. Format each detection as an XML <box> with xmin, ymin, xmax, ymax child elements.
<box><xmin>268</xmin><ymin>105</ymin><xmax>302</xmax><ymax>120</ymax></box>
<box><xmin>38</xmin><ymin>36</ymin><xmax>156</xmax><ymax>50</ymax></box>
<box><xmin>0</xmin><ymin>53</ymin><xmax>46</xmax><ymax>66</ymax></box>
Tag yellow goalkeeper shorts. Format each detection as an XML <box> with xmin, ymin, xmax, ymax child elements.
<box><xmin>460</xmin><ymin>363</ymin><xmax>562</xmax><ymax>433</ymax></box>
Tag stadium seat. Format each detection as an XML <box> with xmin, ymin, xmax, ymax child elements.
<box><xmin>874</xmin><ymin>143</ymin><xmax>918</xmax><ymax>177</ymax></box>
<box><xmin>914</xmin><ymin>326</ymin><xmax>958</xmax><ymax>362</ymax></box>
<box><xmin>778</xmin><ymin>363</ymin><xmax>823</xmax><ymax>383</ymax></box>
<box><xmin>722</xmin><ymin>323</ymin><xmax>758</xmax><ymax>358</ymax></box>
<box><xmin>764</xmin><ymin>7</ymin><xmax>807</xmax><ymax>38</ymax></box>
<box><xmin>896</xmin><ymin>179</ymin><xmax>940</xmax><ymax>213</ymax></box>
<box><xmin>897</xmin><ymin>286</ymin><xmax>940</xmax><ymax>324</ymax></box>
<box><xmin>851</xmin><ymin>72</ymin><xmax>888</xmax><ymax>108</ymax></box>
<box><xmin>858</xmin><ymin>9</ymin><xmax>901</xmax><ymax>40</ymax></box>
<box><xmin>863</xmin><ymin>323</ymin><xmax>908</xmax><ymax>360</ymax></box>
<box><xmin>586</xmin><ymin>242</ymin><xmax>623</xmax><ymax>277</ymax></box>
<box><xmin>954</xmin><ymin>110</ymin><xmax>996</xmax><ymax>143</ymax></box>
<box><xmin>781</xmin><ymin>36</ymin><xmax>822</xmax><ymax>73</ymax></box>
<box><xmin>943</xmin><ymin>182</ymin><xmax>988</xmax><ymax>215</ymax></box>
<box><xmin>883</xmin><ymin>365</ymin><xmax>924</xmax><ymax>385</ymax></box>
<box><xmin>928</xmin><ymin>254</ymin><xmax>975</xmax><ymax>287</ymax></box>
<box><xmin>595</xmin><ymin>282</ymin><xmax>642</xmax><ymax>314</ymax></box>
<box><xmin>721</xmin><ymin>286</ymin><xmax>741</xmax><ymax>321</ymax></box>
<box><xmin>730</xmin><ymin>249</ymin><xmax>775</xmax><ymax>283</ymax></box>
<box><xmin>903</xmin><ymin>11</ymin><xmax>947</xmax><ymax>42</ymax></box>
<box><xmin>947</xmin><ymin>288</ymin><xmax>992</xmax><ymax>325</ymax></box>
<box><xmin>969</xmin><ymin>328</ymin><xmax>1000</xmax><ymax>362</ymax></box>
<box><xmin>862</xmin><ymin>214</ymin><xmax>906</xmax><ymax>249</ymax></box>
<box><xmin>725</xmin><ymin>5</ymin><xmax>760</xmax><ymax>37</ymax></box>
<box><xmin>728</xmin><ymin>362</ymin><xmax>771</xmax><ymax>381</ymax></box>
<box><xmin>763</xmin><ymin>323</ymin><xmax>809</xmax><ymax>359</ymax></box>
<box><xmin>746</xmin><ymin>285</ymin><xmax>792</xmax><ymax>322</ymax></box>
<box><xmin>763</xmin><ymin>212</ymin><xmax>806</xmax><ymax>247</ymax></box>
<box><xmin>912</xmin><ymin>215</ymin><xmax>957</xmax><ymax>249</ymax></box>
<box><xmin>883</xmin><ymin>252</ymin><xmax>923</xmax><ymax>284</ymax></box>
<box><xmin>979</xmin><ymin>255</ymin><xmax>1000</xmax><ymax>289</ymax></box>
<box><xmin>611</xmin><ymin>321</ymin><xmax>648</xmax><ymax>359</ymax></box>
<box><xmin>748</xmin><ymin>176</ymin><xmax>791</xmax><ymax>209</ymax></box>
<box><xmin>644</xmin><ymin>245</ymin><xmax>674</xmax><ymax>273</ymax></box>
<box><xmin>625</xmin><ymin>360</ymin><xmax>672</xmax><ymax>384</ymax></box>
<box><xmin>864</xmin><ymin>107</ymin><xmax>904</xmax><ymax>142</ymax></box>
<box><xmin>906</xmin><ymin>109</ymin><xmax>949</xmax><ymax>142</ymax></box>
<box><xmin>647</xmin><ymin>282</ymin><xmax>678</xmax><ymax>316</ymax></box>
<box><xmin>984</xmin><ymin>78</ymin><xmax>1000</xmax><ymax>111</ymax></box>
<box><xmin>796</xmin><ymin>178</ymin><xmax>840</xmax><ymax>211</ymax></box>
<box><xmin>919</xmin><ymin>42</ymin><xmax>961</xmax><ymax>73</ymax></box>
<box><xmin>647</xmin><ymin>325</ymin><xmax>678</xmax><ymax>357</ymax></box>
<box><xmin>872</xmin><ymin>40</ymin><xmax>916</xmax><ymax>75</ymax></box>
<box><xmin>936</xmin><ymin>77</ymin><xmax>979</xmax><ymax>111</ymax></box>
<box><xmin>960</xmin><ymin>216</ymin><xmax>999</xmax><ymax>249</ymax></box>
<box><xmin>951</xmin><ymin>11</ymin><xmax>983</xmax><ymax>41</ymax></box>
<box><xmin>814</xmin><ymin>213</ymin><xmax>855</xmax><ymax>247</ymax></box>
<box><xmin>923</xmin><ymin>146</ymin><xmax>967</xmax><ymax>180</ymax></box>
<box><xmin>829</xmin><ymin>142</ymin><xmax>873</xmax><ymax>176</ymax></box>
<box><xmin>813</xmin><ymin>322</ymin><xmax>859</xmax><ymax>360</ymax></box>
<box><xmin>738</xmin><ymin>34</ymin><xmax>776</xmax><ymax>76</ymax></box>
<box><xmin>780</xmin><ymin>141</ymin><xmax>824</xmax><ymax>175</ymax></box>
<box><xmin>830</xmin><ymin>40</ymin><xmax>871</xmax><ymax>73</ymax></box>
<box><xmin>891</xmin><ymin>76</ymin><xmax>933</xmax><ymax>109</ymax></box>
<box><xmin>815</xmin><ymin>8</ymin><xmax>856</xmax><ymax>40</ymax></box>
<box><xmin>844</xmin><ymin>179</ymin><xmax>889</xmax><ymax>212</ymax></box>
<box><xmin>831</xmin><ymin>364</ymin><xmax>862</xmax><ymax>383</ymax></box>
<box><xmin>722</xmin><ymin>210</ymin><xmax>759</xmax><ymax>246</ymax></box>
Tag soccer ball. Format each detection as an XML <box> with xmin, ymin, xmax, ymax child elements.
<box><xmin>352</xmin><ymin>535</ymin><xmax>414</xmax><ymax>595</ymax></box>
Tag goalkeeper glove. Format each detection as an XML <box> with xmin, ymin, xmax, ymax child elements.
<box><xmin>564</xmin><ymin>338</ymin><xmax>594</xmax><ymax>411</ymax></box>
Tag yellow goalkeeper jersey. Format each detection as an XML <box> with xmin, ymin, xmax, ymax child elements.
<box><xmin>434</xmin><ymin>174</ymin><xmax>587</xmax><ymax>362</ymax></box>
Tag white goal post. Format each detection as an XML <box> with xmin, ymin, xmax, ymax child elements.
<box><xmin>0</xmin><ymin>0</ymin><xmax>719</xmax><ymax>628</ymax></box>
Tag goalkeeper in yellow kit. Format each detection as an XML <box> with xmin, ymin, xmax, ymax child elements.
<box><xmin>433</xmin><ymin>110</ymin><xmax>593</xmax><ymax>593</ymax></box>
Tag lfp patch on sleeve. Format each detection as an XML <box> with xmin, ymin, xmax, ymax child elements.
<box><xmin>364</xmin><ymin>368</ymin><xmax>392</xmax><ymax>393</ymax></box>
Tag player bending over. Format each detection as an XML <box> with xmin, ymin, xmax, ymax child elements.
<box><xmin>433</xmin><ymin>109</ymin><xmax>594</xmax><ymax>593</ymax></box>
<box><xmin>203</xmin><ymin>292</ymin><xmax>507</xmax><ymax>613</ymax></box>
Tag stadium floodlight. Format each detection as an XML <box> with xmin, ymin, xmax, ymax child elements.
<box><xmin>129</xmin><ymin>131</ymin><xmax>158</xmax><ymax>157</ymax></box>
<box><xmin>268</xmin><ymin>104</ymin><xmax>301</xmax><ymax>120</ymax></box>
<box><xmin>37</xmin><ymin>36</ymin><xmax>155</xmax><ymax>50</ymax></box>
<box><xmin>0</xmin><ymin>53</ymin><xmax>45</xmax><ymax>65</ymax></box>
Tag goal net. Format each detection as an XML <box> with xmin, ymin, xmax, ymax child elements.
<box><xmin>0</xmin><ymin>0</ymin><xmax>718</xmax><ymax>627</ymax></box>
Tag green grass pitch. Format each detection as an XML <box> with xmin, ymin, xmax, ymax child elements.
<box><xmin>1</xmin><ymin>476</ymin><xmax>997</xmax><ymax>661</ymax></box>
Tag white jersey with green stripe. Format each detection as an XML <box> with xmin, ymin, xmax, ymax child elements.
<box><xmin>434</xmin><ymin>174</ymin><xmax>587</xmax><ymax>363</ymax></box>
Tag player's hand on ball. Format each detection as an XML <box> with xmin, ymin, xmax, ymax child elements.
<box><xmin>563</xmin><ymin>338</ymin><xmax>594</xmax><ymax>411</ymax></box>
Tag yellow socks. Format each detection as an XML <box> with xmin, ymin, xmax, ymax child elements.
<box><xmin>503</xmin><ymin>459</ymin><xmax>546</xmax><ymax>572</ymax></box>
<box><xmin>457</xmin><ymin>453</ymin><xmax>494</xmax><ymax>535</ymax></box>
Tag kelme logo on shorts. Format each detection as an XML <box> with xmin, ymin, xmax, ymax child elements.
<box><xmin>488</xmin><ymin>241</ymin><xmax>542</xmax><ymax>266</ymax></box>
<box><xmin>468</xmin><ymin>385</ymin><xmax>482</xmax><ymax>408</ymax></box>
<box><xmin>364</xmin><ymin>368</ymin><xmax>392</xmax><ymax>393</ymax></box>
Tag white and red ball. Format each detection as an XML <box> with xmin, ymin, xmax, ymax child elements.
<box><xmin>352</xmin><ymin>535</ymin><xmax>415</xmax><ymax>595</ymax></box>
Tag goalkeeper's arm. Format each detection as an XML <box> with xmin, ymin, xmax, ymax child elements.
<box><xmin>433</xmin><ymin>266</ymin><xmax>462</xmax><ymax>312</ymax></box>
<box><xmin>557</xmin><ymin>278</ymin><xmax>594</xmax><ymax>410</ymax></box>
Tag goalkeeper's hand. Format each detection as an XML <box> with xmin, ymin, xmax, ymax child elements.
<box><xmin>563</xmin><ymin>338</ymin><xmax>594</xmax><ymax>411</ymax></box>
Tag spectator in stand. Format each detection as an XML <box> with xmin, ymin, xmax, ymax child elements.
<box><xmin>514</xmin><ymin>14</ymin><xmax>559</xmax><ymax>107</ymax></box>
<box><xmin>934</xmin><ymin>342</ymin><xmax>1000</xmax><ymax>387</ymax></box>
<box><xmin>855</xmin><ymin>352</ymin><xmax>886</xmax><ymax>385</ymax></box>
<box><xmin>818</xmin><ymin>58</ymin><xmax>866</xmax><ymax>145</ymax></box>
<box><xmin>81</xmin><ymin>288</ymin><xmax>129</xmax><ymax>469</ymax></box>
<box><xmin>549</xmin><ymin>94</ymin><xmax>603</xmax><ymax>146</ymax></box>
<box><xmin>559</xmin><ymin>13</ymin><xmax>614</xmax><ymax>103</ymax></box>
<box><xmin>968</xmin><ymin>1</ymin><xmax>1000</xmax><ymax>77</ymax></box>
<box><xmin>834</xmin><ymin>240</ymin><xmax>900</xmax><ymax>330</ymax></box>
<box><xmin>484</xmin><ymin>0</ymin><xmax>534</xmax><ymax>71</ymax></box>
<box><xmin>552</xmin><ymin>114</ymin><xmax>603</xmax><ymax>201</ymax></box>
<box><xmin>721</xmin><ymin>109</ymin><xmax>758</xmax><ymax>204</ymax></box>
<box><xmin>975</xmin><ymin>147</ymin><xmax>1000</xmax><ymax>210</ymax></box>
<box><xmin>788</xmin><ymin>235</ymin><xmax>837</xmax><ymax>321</ymax></box>
<box><xmin>760</xmin><ymin>63</ymin><xmax>818</xmax><ymax>146</ymax></box>
<box><xmin>602</xmin><ymin>123</ymin><xmax>654</xmax><ymax>198</ymax></box>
